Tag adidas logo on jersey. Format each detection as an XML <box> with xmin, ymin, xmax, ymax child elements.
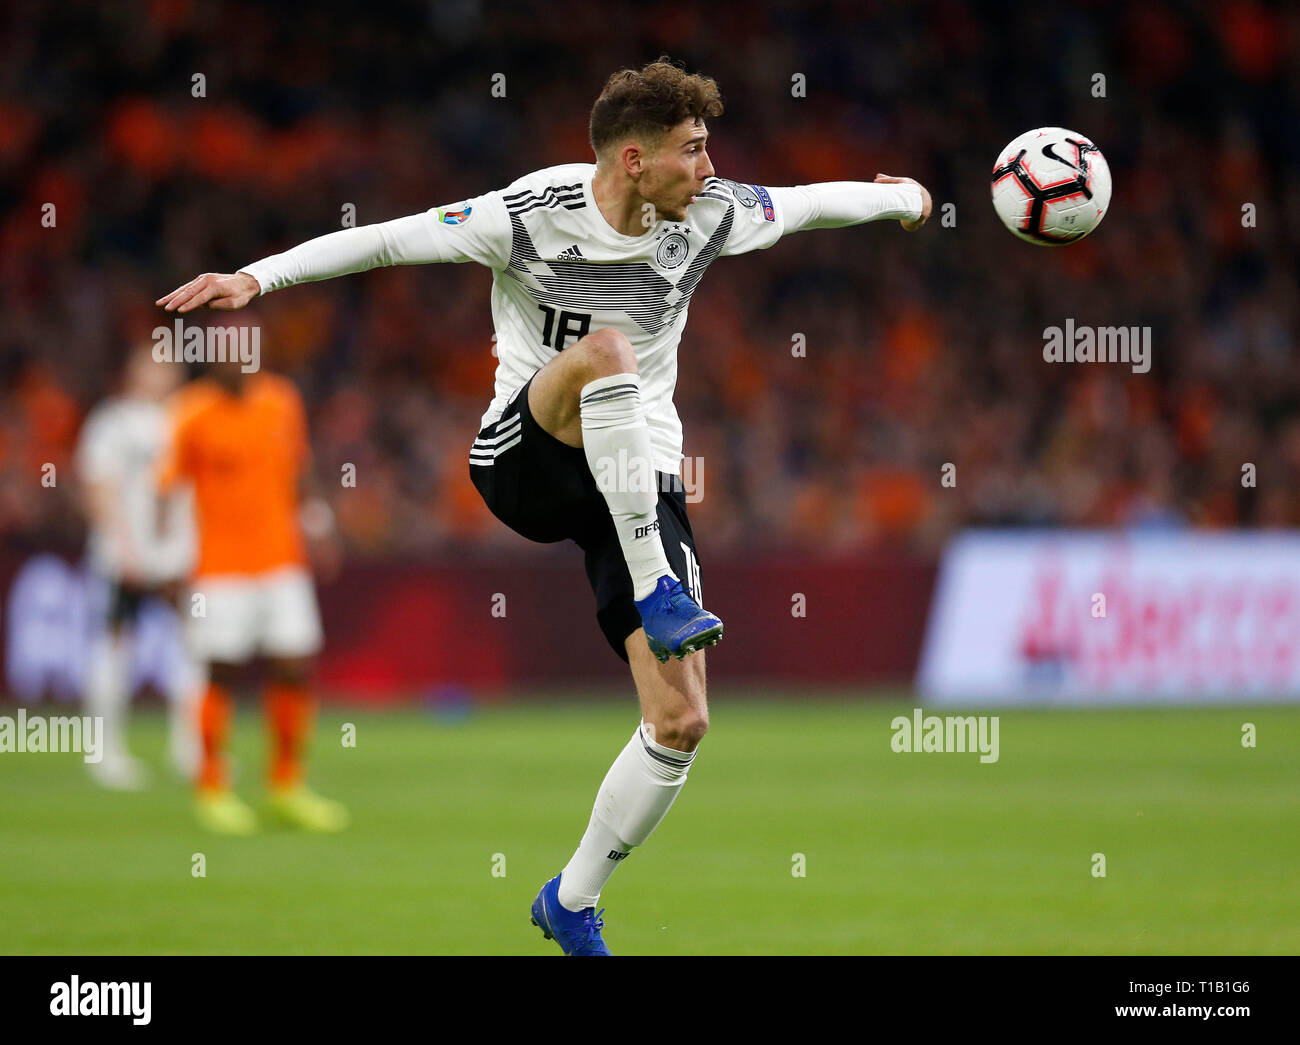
<box><xmin>555</xmin><ymin>244</ymin><xmax>585</xmax><ymax>261</ymax></box>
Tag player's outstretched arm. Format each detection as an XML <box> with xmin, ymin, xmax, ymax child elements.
<box><xmin>774</xmin><ymin>176</ymin><xmax>932</xmax><ymax>234</ymax></box>
<box><xmin>720</xmin><ymin>175</ymin><xmax>932</xmax><ymax>258</ymax></box>
<box><xmin>156</xmin><ymin>196</ymin><xmax>509</xmax><ymax>313</ymax></box>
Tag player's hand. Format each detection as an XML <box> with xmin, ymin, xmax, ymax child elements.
<box><xmin>874</xmin><ymin>174</ymin><xmax>932</xmax><ymax>231</ymax></box>
<box><xmin>156</xmin><ymin>272</ymin><xmax>261</xmax><ymax>313</ymax></box>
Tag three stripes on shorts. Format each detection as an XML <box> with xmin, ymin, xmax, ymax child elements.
<box><xmin>470</xmin><ymin>412</ymin><xmax>523</xmax><ymax>466</ymax></box>
<box><xmin>471</xmin><ymin>382</ymin><xmax>642</xmax><ymax>467</ymax></box>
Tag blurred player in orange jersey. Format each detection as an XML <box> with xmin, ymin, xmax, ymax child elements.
<box><xmin>160</xmin><ymin>353</ymin><xmax>347</xmax><ymax>835</ymax></box>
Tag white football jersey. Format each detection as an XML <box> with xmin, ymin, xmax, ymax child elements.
<box><xmin>421</xmin><ymin>164</ymin><xmax>793</xmax><ymax>472</ymax></box>
<box><xmin>75</xmin><ymin>397</ymin><xmax>194</xmax><ymax>583</ymax></box>
<box><xmin>242</xmin><ymin>165</ymin><xmax>922</xmax><ymax>473</ymax></box>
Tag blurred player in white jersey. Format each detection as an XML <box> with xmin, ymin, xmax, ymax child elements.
<box><xmin>76</xmin><ymin>344</ymin><xmax>200</xmax><ymax>789</ymax></box>
<box><xmin>158</xmin><ymin>57</ymin><xmax>930</xmax><ymax>953</ymax></box>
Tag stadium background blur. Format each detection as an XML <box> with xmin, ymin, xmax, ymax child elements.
<box><xmin>6</xmin><ymin>0</ymin><xmax>1298</xmax><ymax>543</ymax></box>
<box><xmin>0</xmin><ymin>0</ymin><xmax>1296</xmax><ymax>689</ymax></box>
<box><xmin>2</xmin><ymin>0</ymin><xmax>1299</xmax><ymax>958</ymax></box>
<box><xmin>3</xmin><ymin>0</ymin><xmax>1298</xmax><ymax>690</ymax></box>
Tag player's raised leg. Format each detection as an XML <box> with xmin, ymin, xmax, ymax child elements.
<box><xmin>527</xmin><ymin>328</ymin><xmax>722</xmax><ymax>661</ymax></box>
<box><xmin>527</xmin><ymin>327</ymin><xmax>671</xmax><ymax>593</ymax></box>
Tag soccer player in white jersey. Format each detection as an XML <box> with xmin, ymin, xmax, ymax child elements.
<box><xmin>75</xmin><ymin>343</ymin><xmax>201</xmax><ymax>789</ymax></box>
<box><xmin>157</xmin><ymin>58</ymin><xmax>930</xmax><ymax>954</ymax></box>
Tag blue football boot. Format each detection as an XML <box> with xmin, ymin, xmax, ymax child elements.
<box><xmin>634</xmin><ymin>575</ymin><xmax>723</xmax><ymax>663</ymax></box>
<box><xmin>530</xmin><ymin>875</ymin><xmax>612</xmax><ymax>956</ymax></box>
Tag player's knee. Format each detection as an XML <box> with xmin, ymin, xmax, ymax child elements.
<box><xmin>652</xmin><ymin>707</ymin><xmax>709</xmax><ymax>751</ymax></box>
<box><xmin>578</xmin><ymin>327</ymin><xmax>637</xmax><ymax>379</ymax></box>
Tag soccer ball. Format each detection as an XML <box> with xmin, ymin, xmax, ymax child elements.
<box><xmin>990</xmin><ymin>127</ymin><xmax>1111</xmax><ymax>245</ymax></box>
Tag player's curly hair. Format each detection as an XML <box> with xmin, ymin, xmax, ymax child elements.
<box><xmin>589</xmin><ymin>57</ymin><xmax>723</xmax><ymax>158</ymax></box>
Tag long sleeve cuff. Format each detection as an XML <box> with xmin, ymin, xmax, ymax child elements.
<box><xmin>770</xmin><ymin>181</ymin><xmax>924</xmax><ymax>232</ymax></box>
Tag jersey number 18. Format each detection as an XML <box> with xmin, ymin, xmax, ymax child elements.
<box><xmin>537</xmin><ymin>304</ymin><xmax>591</xmax><ymax>351</ymax></box>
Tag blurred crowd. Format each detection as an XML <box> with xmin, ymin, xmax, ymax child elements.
<box><xmin>2</xmin><ymin>0</ymin><xmax>1297</xmax><ymax>558</ymax></box>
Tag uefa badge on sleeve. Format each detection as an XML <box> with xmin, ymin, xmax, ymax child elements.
<box><xmin>438</xmin><ymin>205</ymin><xmax>473</xmax><ymax>225</ymax></box>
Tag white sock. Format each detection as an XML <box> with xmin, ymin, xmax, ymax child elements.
<box><xmin>580</xmin><ymin>373</ymin><xmax>675</xmax><ymax>601</ymax></box>
<box><xmin>557</xmin><ymin>720</ymin><xmax>697</xmax><ymax>911</ymax></box>
<box><xmin>85</xmin><ymin>631</ymin><xmax>130</xmax><ymax>763</ymax></box>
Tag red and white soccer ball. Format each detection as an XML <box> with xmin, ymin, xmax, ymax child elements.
<box><xmin>990</xmin><ymin>127</ymin><xmax>1112</xmax><ymax>245</ymax></box>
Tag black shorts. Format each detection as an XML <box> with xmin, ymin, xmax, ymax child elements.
<box><xmin>106</xmin><ymin>580</ymin><xmax>152</xmax><ymax>627</ymax></box>
<box><xmin>101</xmin><ymin>579</ymin><xmax>171</xmax><ymax>629</ymax></box>
<box><xmin>469</xmin><ymin>377</ymin><xmax>702</xmax><ymax>662</ymax></box>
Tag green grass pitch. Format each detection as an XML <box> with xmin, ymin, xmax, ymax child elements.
<box><xmin>1</xmin><ymin>695</ymin><xmax>1296</xmax><ymax>955</ymax></box>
